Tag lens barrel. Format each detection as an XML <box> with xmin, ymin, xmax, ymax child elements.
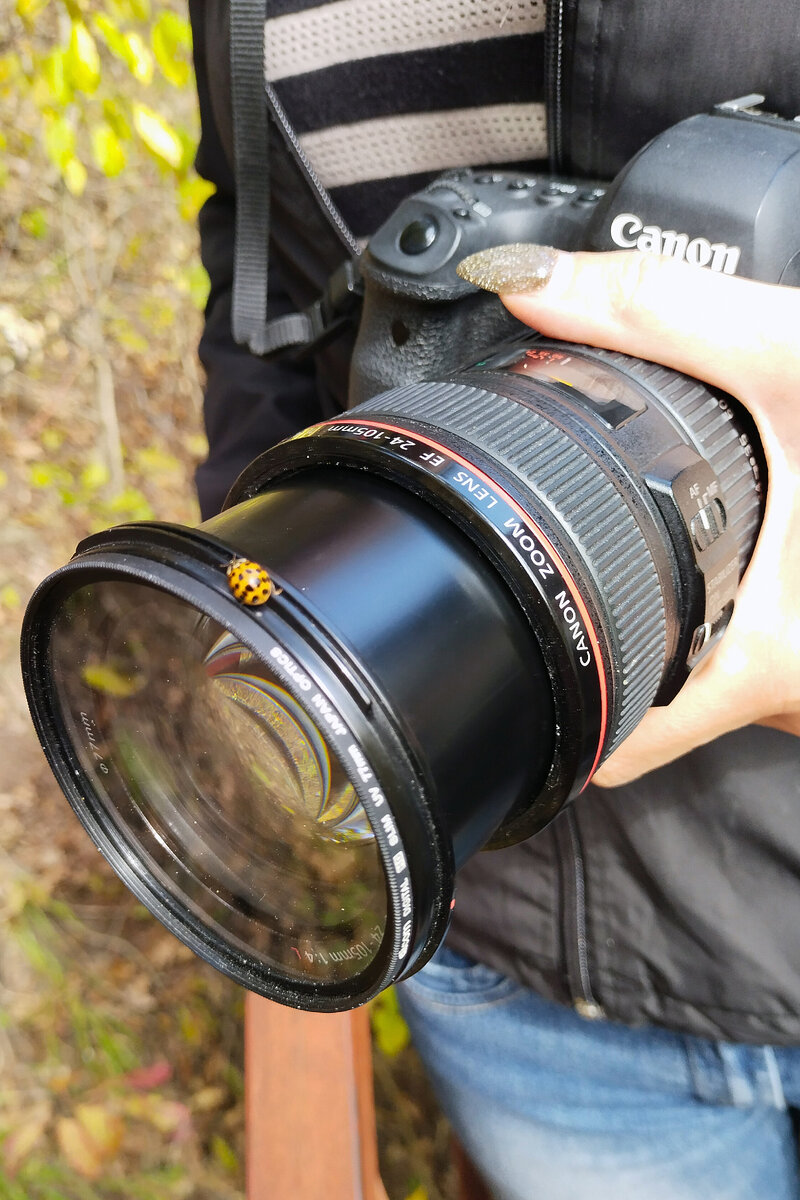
<box><xmin>21</xmin><ymin>335</ymin><xmax>763</xmax><ymax>1010</ymax></box>
<box><xmin>23</xmin><ymin>463</ymin><xmax>554</xmax><ymax>1010</ymax></box>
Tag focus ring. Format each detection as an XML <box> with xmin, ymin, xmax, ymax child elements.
<box><xmin>586</xmin><ymin>352</ymin><xmax>762</xmax><ymax>569</ymax></box>
<box><xmin>357</xmin><ymin>380</ymin><xmax>668</xmax><ymax>754</ymax></box>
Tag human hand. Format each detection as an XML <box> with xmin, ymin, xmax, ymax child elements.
<box><xmin>456</xmin><ymin>246</ymin><xmax>800</xmax><ymax>786</ymax></box>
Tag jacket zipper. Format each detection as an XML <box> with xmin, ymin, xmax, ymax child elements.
<box><xmin>545</xmin><ymin>0</ymin><xmax>567</xmax><ymax>172</ymax></box>
<box><xmin>558</xmin><ymin>809</ymin><xmax>605</xmax><ymax>1018</ymax></box>
<box><xmin>545</xmin><ymin>0</ymin><xmax>581</xmax><ymax>175</ymax></box>
<box><xmin>547</xmin><ymin>0</ymin><xmax>602</xmax><ymax>1017</ymax></box>
<box><xmin>264</xmin><ymin>81</ymin><xmax>361</xmax><ymax>258</ymax></box>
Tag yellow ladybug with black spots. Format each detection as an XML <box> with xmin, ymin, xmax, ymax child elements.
<box><xmin>226</xmin><ymin>557</ymin><xmax>276</xmax><ymax>606</ymax></box>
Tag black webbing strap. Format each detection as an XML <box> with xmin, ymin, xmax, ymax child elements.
<box><xmin>230</xmin><ymin>0</ymin><xmax>274</xmax><ymax>354</ymax></box>
<box><xmin>230</xmin><ymin>0</ymin><xmax>363</xmax><ymax>357</ymax></box>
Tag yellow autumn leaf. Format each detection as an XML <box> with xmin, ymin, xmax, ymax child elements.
<box><xmin>42</xmin><ymin>48</ymin><xmax>71</xmax><ymax>105</ymax></box>
<box><xmin>2</xmin><ymin>1113</ymin><xmax>49</xmax><ymax>1174</ymax></box>
<box><xmin>123</xmin><ymin>1093</ymin><xmax>191</xmax><ymax>1136</ymax></box>
<box><xmin>152</xmin><ymin>11</ymin><xmax>192</xmax><ymax>87</ymax></box>
<box><xmin>21</xmin><ymin>207</ymin><xmax>48</xmax><ymax>239</ymax></box>
<box><xmin>134</xmin><ymin>446</ymin><xmax>181</xmax><ymax>474</ymax></box>
<box><xmin>0</xmin><ymin>585</ymin><xmax>21</xmax><ymax>610</ymax></box>
<box><xmin>55</xmin><ymin>1106</ymin><xmax>124</xmax><ymax>1179</ymax></box>
<box><xmin>187</xmin><ymin>433</ymin><xmax>209</xmax><ymax>459</ymax></box>
<box><xmin>15</xmin><ymin>0</ymin><xmax>49</xmax><ymax>22</ymax></box>
<box><xmin>107</xmin><ymin>486</ymin><xmax>154</xmax><ymax>520</ymax></box>
<box><xmin>370</xmin><ymin>986</ymin><xmax>411</xmax><ymax>1057</ymax></box>
<box><xmin>192</xmin><ymin>1085</ymin><xmax>226</xmax><ymax>1112</ymax></box>
<box><xmin>30</xmin><ymin>461</ymin><xmax>70</xmax><ymax>488</ymax></box>
<box><xmin>132</xmin><ymin>103</ymin><xmax>183</xmax><ymax>168</ymax></box>
<box><xmin>43</xmin><ymin>114</ymin><xmax>76</xmax><ymax>170</ymax></box>
<box><xmin>102</xmin><ymin>97</ymin><xmax>132</xmax><ymax>142</ymax></box>
<box><xmin>92</xmin><ymin>13</ymin><xmax>129</xmax><ymax>62</ymax></box>
<box><xmin>56</xmin><ymin>1116</ymin><xmax>103</xmax><ymax>1180</ymax></box>
<box><xmin>178</xmin><ymin>175</ymin><xmax>216</xmax><ymax>221</ymax></box>
<box><xmin>123</xmin><ymin>32</ymin><xmax>154</xmax><ymax>84</ymax></box>
<box><xmin>41</xmin><ymin>427</ymin><xmax>63</xmax><ymax>451</ymax></box>
<box><xmin>211</xmin><ymin>1134</ymin><xmax>238</xmax><ymax>1173</ymax></box>
<box><xmin>63</xmin><ymin>156</ymin><xmax>88</xmax><ymax>196</ymax></box>
<box><xmin>82</xmin><ymin>662</ymin><xmax>142</xmax><ymax>698</ymax></box>
<box><xmin>0</xmin><ymin>52</ymin><xmax>22</xmax><ymax>87</ymax></box>
<box><xmin>75</xmin><ymin>1104</ymin><xmax>124</xmax><ymax>1160</ymax></box>
<box><xmin>91</xmin><ymin>123</ymin><xmax>126</xmax><ymax>178</ymax></box>
<box><xmin>67</xmin><ymin>21</ymin><xmax>101</xmax><ymax>94</ymax></box>
<box><xmin>80</xmin><ymin>460</ymin><xmax>111</xmax><ymax>490</ymax></box>
<box><xmin>182</xmin><ymin>263</ymin><xmax>211</xmax><ymax>310</ymax></box>
<box><xmin>404</xmin><ymin>1188</ymin><xmax>428</xmax><ymax>1200</ymax></box>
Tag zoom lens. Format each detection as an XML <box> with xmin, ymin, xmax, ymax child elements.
<box><xmin>22</xmin><ymin>335</ymin><xmax>763</xmax><ymax>1010</ymax></box>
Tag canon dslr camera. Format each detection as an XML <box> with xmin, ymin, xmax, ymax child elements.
<box><xmin>22</xmin><ymin>97</ymin><xmax>799</xmax><ymax>1010</ymax></box>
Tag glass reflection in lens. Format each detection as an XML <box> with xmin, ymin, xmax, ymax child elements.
<box><xmin>48</xmin><ymin>581</ymin><xmax>387</xmax><ymax>983</ymax></box>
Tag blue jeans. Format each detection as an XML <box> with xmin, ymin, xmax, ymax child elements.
<box><xmin>397</xmin><ymin>947</ymin><xmax>800</xmax><ymax>1200</ymax></box>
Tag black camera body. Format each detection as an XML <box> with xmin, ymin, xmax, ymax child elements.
<box><xmin>20</xmin><ymin>97</ymin><xmax>797</xmax><ymax>1011</ymax></box>
<box><xmin>351</xmin><ymin>95</ymin><xmax>800</xmax><ymax>405</ymax></box>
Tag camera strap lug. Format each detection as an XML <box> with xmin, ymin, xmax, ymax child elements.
<box><xmin>232</xmin><ymin>256</ymin><xmax>363</xmax><ymax>359</ymax></box>
<box><xmin>286</xmin><ymin>257</ymin><xmax>364</xmax><ymax>358</ymax></box>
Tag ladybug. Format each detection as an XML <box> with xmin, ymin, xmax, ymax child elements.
<box><xmin>226</xmin><ymin>557</ymin><xmax>277</xmax><ymax>606</ymax></box>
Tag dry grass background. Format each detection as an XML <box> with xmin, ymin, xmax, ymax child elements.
<box><xmin>0</xmin><ymin>3</ymin><xmax>455</xmax><ymax>1197</ymax></box>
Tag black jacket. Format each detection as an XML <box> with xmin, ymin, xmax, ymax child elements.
<box><xmin>189</xmin><ymin>0</ymin><xmax>800</xmax><ymax>1043</ymax></box>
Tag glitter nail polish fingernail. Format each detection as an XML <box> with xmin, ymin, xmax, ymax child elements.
<box><xmin>456</xmin><ymin>244</ymin><xmax>560</xmax><ymax>294</ymax></box>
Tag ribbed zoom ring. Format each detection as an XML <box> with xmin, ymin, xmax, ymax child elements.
<box><xmin>357</xmin><ymin>380</ymin><xmax>668</xmax><ymax>756</ymax></box>
<box><xmin>584</xmin><ymin>350</ymin><xmax>763</xmax><ymax>568</ymax></box>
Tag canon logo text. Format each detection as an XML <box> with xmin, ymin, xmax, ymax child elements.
<box><xmin>609</xmin><ymin>212</ymin><xmax>741</xmax><ymax>274</ymax></box>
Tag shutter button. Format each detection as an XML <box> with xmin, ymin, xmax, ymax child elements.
<box><xmin>399</xmin><ymin>216</ymin><xmax>439</xmax><ymax>255</ymax></box>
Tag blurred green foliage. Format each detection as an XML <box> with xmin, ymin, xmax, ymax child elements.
<box><xmin>1</xmin><ymin>0</ymin><xmax>212</xmax><ymax>524</ymax></box>
<box><xmin>2</xmin><ymin>0</ymin><xmax>214</xmax><ymax>225</ymax></box>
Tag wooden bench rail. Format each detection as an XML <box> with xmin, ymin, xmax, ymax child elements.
<box><xmin>245</xmin><ymin>994</ymin><xmax>491</xmax><ymax>1200</ymax></box>
<box><xmin>245</xmin><ymin>994</ymin><xmax>386</xmax><ymax>1199</ymax></box>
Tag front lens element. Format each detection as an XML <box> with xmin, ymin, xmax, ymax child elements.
<box><xmin>48</xmin><ymin>581</ymin><xmax>386</xmax><ymax>983</ymax></box>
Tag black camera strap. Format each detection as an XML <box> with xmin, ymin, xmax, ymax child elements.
<box><xmin>229</xmin><ymin>0</ymin><xmax>361</xmax><ymax>357</ymax></box>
